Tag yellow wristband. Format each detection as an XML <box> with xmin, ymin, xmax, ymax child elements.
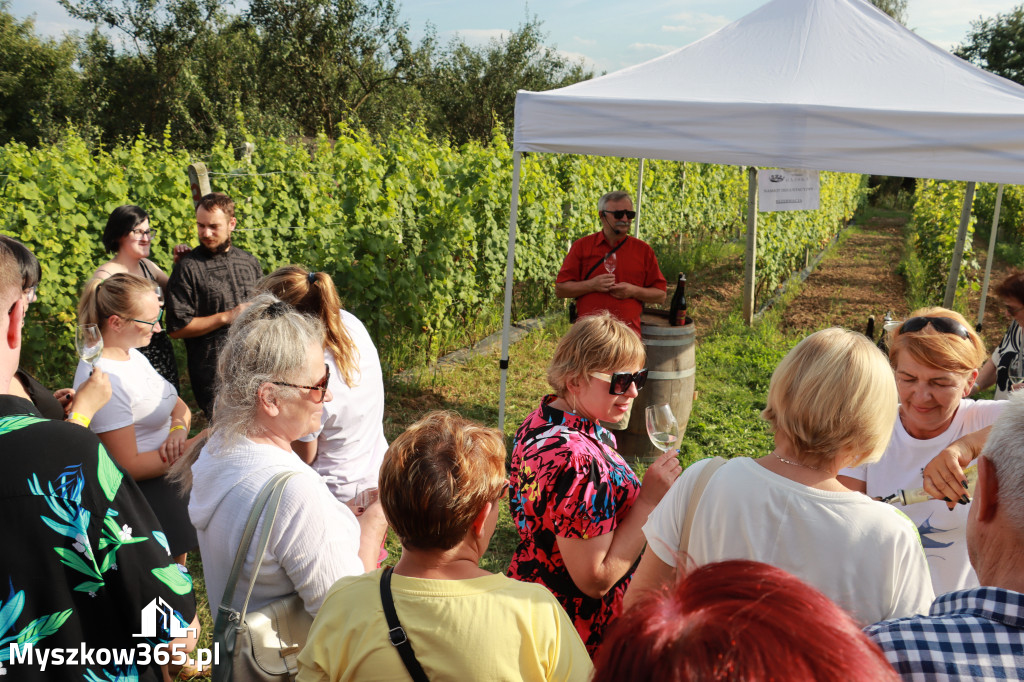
<box><xmin>169</xmin><ymin>424</ymin><xmax>186</xmax><ymax>434</ymax></box>
<box><xmin>68</xmin><ymin>412</ymin><xmax>91</xmax><ymax>427</ymax></box>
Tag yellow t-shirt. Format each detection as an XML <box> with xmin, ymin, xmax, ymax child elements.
<box><xmin>296</xmin><ymin>569</ymin><xmax>593</xmax><ymax>682</ymax></box>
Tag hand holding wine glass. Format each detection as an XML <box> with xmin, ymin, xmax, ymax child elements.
<box><xmin>76</xmin><ymin>324</ymin><xmax>104</xmax><ymax>371</ymax></box>
<box><xmin>1009</xmin><ymin>355</ymin><xmax>1024</xmax><ymax>392</ymax></box>
<box><xmin>646</xmin><ymin>404</ymin><xmax>679</xmax><ymax>452</ymax></box>
<box><xmin>604</xmin><ymin>251</ymin><xmax>617</xmax><ymax>275</ymax></box>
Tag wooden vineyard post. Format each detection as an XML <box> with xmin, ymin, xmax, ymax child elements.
<box><xmin>943</xmin><ymin>181</ymin><xmax>976</xmax><ymax>309</ymax></box>
<box><xmin>187</xmin><ymin>162</ymin><xmax>211</xmax><ymax>209</ymax></box>
<box><xmin>978</xmin><ymin>183</ymin><xmax>1005</xmax><ymax>330</ymax></box>
<box><xmin>743</xmin><ymin>167</ymin><xmax>758</xmax><ymax>325</ymax></box>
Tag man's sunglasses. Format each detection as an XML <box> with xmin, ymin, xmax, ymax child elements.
<box><xmin>898</xmin><ymin>316</ymin><xmax>971</xmax><ymax>340</ymax></box>
<box><xmin>600</xmin><ymin>209</ymin><xmax>636</xmax><ymax>220</ymax></box>
<box><xmin>271</xmin><ymin>363</ymin><xmax>331</xmax><ymax>403</ymax></box>
<box><xmin>590</xmin><ymin>369</ymin><xmax>648</xmax><ymax>395</ymax></box>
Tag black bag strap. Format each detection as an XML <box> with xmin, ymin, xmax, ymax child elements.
<box><xmin>379</xmin><ymin>566</ymin><xmax>429</xmax><ymax>682</ymax></box>
<box><xmin>582</xmin><ymin>237</ymin><xmax>628</xmax><ymax>281</ymax></box>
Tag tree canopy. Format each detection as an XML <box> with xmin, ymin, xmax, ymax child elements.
<box><xmin>955</xmin><ymin>5</ymin><xmax>1024</xmax><ymax>86</ymax></box>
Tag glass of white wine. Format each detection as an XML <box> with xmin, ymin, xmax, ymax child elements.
<box><xmin>76</xmin><ymin>324</ymin><xmax>104</xmax><ymax>369</ymax></box>
<box><xmin>646</xmin><ymin>404</ymin><xmax>679</xmax><ymax>452</ymax></box>
<box><xmin>1009</xmin><ymin>355</ymin><xmax>1024</xmax><ymax>391</ymax></box>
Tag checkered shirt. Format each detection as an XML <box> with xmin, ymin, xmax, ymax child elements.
<box><xmin>864</xmin><ymin>587</ymin><xmax>1024</xmax><ymax>681</ymax></box>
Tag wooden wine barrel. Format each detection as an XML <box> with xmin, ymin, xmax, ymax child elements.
<box><xmin>617</xmin><ymin>314</ymin><xmax>696</xmax><ymax>464</ymax></box>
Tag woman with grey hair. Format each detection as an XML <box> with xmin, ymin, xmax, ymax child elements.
<box><xmin>182</xmin><ymin>294</ymin><xmax>363</xmax><ymax>619</ymax></box>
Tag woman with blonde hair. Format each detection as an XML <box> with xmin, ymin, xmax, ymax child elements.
<box><xmin>627</xmin><ymin>327</ymin><xmax>934</xmax><ymax>625</ymax></box>
<box><xmin>840</xmin><ymin>307</ymin><xmax>1004</xmax><ymax>596</ymax></box>
<box><xmin>256</xmin><ymin>266</ymin><xmax>388</xmax><ymax>571</ymax></box>
<box><xmin>508</xmin><ymin>311</ymin><xmax>682</xmax><ymax>655</ymax></box>
<box><xmin>74</xmin><ymin>273</ymin><xmax>203</xmax><ymax>563</ymax></box>
<box><xmin>298</xmin><ymin>411</ymin><xmax>592</xmax><ymax>681</ymax></box>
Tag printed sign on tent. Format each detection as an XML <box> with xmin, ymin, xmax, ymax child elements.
<box><xmin>758</xmin><ymin>169</ymin><xmax>820</xmax><ymax>212</ymax></box>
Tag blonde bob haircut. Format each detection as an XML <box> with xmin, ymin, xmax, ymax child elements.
<box><xmin>761</xmin><ymin>328</ymin><xmax>897</xmax><ymax>469</ymax></box>
<box><xmin>380</xmin><ymin>410</ymin><xmax>506</xmax><ymax>552</ymax></box>
<box><xmin>547</xmin><ymin>311</ymin><xmax>646</xmax><ymax>397</ymax></box>
<box><xmin>887</xmin><ymin>307</ymin><xmax>986</xmax><ymax>375</ymax></box>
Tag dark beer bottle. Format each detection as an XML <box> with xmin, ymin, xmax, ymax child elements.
<box><xmin>669</xmin><ymin>273</ymin><xmax>687</xmax><ymax>326</ymax></box>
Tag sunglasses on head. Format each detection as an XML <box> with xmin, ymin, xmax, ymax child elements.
<box><xmin>898</xmin><ymin>316</ymin><xmax>971</xmax><ymax>339</ymax></box>
<box><xmin>590</xmin><ymin>369</ymin><xmax>648</xmax><ymax>395</ymax></box>
<box><xmin>601</xmin><ymin>209</ymin><xmax>636</xmax><ymax>220</ymax></box>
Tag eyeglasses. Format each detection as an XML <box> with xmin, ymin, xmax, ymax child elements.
<box><xmin>898</xmin><ymin>316</ymin><xmax>971</xmax><ymax>340</ymax></box>
<box><xmin>600</xmin><ymin>209</ymin><xmax>636</xmax><ymax>221</ymax></box>
<box><xmin>23</xmin><ymin>286</ymin><xmax>37</xmax><ymax>304</ymax></box>
<box><xmin>590</xmin><ymin>369</ymin><xmax>648</xmax><ymax>395</ymax></box>
<box><xmin>130</xmin><ymin>228</ymin><xmax>156</xmax><ymax>240</ymax></box>
<box><xmin>271</xmin><ymin>364</ymin><xmax>331</xmax><ymax>403</ymax></box>
<box><xmin>128</xmin><ymin>309</ymin><xmax>164</xmax><ymax>328</ymax></box>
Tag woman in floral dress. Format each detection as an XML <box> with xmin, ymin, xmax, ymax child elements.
<box><xmin>508</xmin><ymin>311</ymin><xmax>681</xmax><ymax>655</ymax></box>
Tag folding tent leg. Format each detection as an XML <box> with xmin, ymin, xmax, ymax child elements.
<box><xmin>635</xmin><ymin>158</ymin><xmax>645</xmax><ymax>238</ymax></box>
<box><xmin>743</xmin><ymin>167</ymin><xmax>758</xmax><ymax>325</ymax></box>
<box><xmin>977</xmin><ymin>184</ymin><xmax>1005</xmax><ymax>331</ymax></box>
<box><xmin>943</xmin><ymin>181</ymin><xmax>976</xmax><ymax>309</ymax></box>
<box><xmin>498</xmin><ymin>151</ymin><xmax>523</xmax><ymax>432</ymax></box>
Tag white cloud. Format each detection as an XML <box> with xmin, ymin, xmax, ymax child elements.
<box><xmin>629</xmin><ymin>42</ymin><xmax>678</xmax><ymax>54</ymax></box>
<box><xmin>556</xmin><ymin>48</ymin><xmax>600</xmax><ymax>73</ymax></box>
<box><xmin>662</xmin><ymin>11</ymin><xmax>731</xmax><ymax>35</ymax></box>
<box><xmin>573</xmin><ymin>36</ymin><xmax>597</xmax><ymax>46</ymax></box>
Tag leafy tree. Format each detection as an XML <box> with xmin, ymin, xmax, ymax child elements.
<box><xmin>422</xmin><ymin>17</ymin><xmax>592</xmax><ymax>146</ymax></box>
<box><xmin>0</xmin><ymin>1</ymin><xmax>81</xmax><ymax>144</ymax></box>
<box><xmin>955</xmin><ymin>5</ymin><xmax>1024</xmax><ymax>85</ymax></box>
<box><xmin>870</xmin><ymin>0</ymin><xmax>907</xmax><ymax>26</ymax></box>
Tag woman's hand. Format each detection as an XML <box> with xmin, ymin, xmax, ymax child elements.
<box><xmin>69</xmin><ymin>369</ymin><xmax>112</xmax><ymax>421</ymax></box>
<box><xmin>923</xmin><ymin>426</ymin><xmax>989</xmax><ymax>509</ymax></box>
<box><xmin>638</xmin><ymin>448</ymin><xmax>683</xmax><ymax>507</ymax></box>
<box><xmin>53</xmin><ymin>388</ymin><xmax>76</xmax><ymax>415</ymax></box>
<box><xmin>159</xmin><ymin>427</ymin><xmax>189</xmax><ymax>465</ymax></box>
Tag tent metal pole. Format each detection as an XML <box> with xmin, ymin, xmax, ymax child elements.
<box><xmin>497</xmin><ymin>151</ymin><xmax>523</xmax><ymax>433</ymax></box>
<box><xmin>743</xmin><ymin>167</ymin><xmax>758</xmax><ymax>325</ymax></box>
<box><xmin>978</xmin><ymin>184</ymin><xmax>1005</xmax><ymax>331</ymax></box>
<box><xmin>943</xmin><ymin>181</ymin><xmax>976</xmax><ymax>309</ymax></box>
<box><xmin>635</xmin><ymin>158</ymin><xmax>645</xmax><ymax>238</ymax></box>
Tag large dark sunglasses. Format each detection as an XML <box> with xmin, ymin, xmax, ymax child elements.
<box><xmin>600</xmin><ymin>209</ymin><xmax>636</xmax><ymax>220</ymax></box>
<box><xmin>898</xmin><ymin>316</ymin><xmax>970</xmax><ymax>340</ymax></box>
<box><xmin>271</xmin><ymin>363</ymin><xmax>331</xmax><ymax>403</ymax></box>
<box><xmin>590</xmin><ymin>369</ymin><xmax>648</xmax><ymax>395</ymax></box>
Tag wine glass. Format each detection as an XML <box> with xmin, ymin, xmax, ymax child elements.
<box><xmin>154</xmin><ymin>285</ymin><xmax>164</xmax><ymax>306</ymax></box>
<box><xmin>604</xmin><ymin>251</ymin><xmax>617</xmax><ymax>275</ymax></box>
<box><xmin>1009</xmin><ymin>356</ymin><xmax>1024</xmax><ymax>391</ymax></box>
<box><xmin>646</xmin><ymin>404</ymin><xmax>679</xmax><ymax>452</ymax></box>
<box><xmin>76</xmin><ymin>324</ymin><xmax>104</xmax><ymax>368</ymax></box>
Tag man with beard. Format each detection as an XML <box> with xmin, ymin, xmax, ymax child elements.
<box><xmin>166</xmin><ymin>192</ymin><xmax>262</xmax><ymax>417</ymax></box>
<box><xmin>555</xmin><ymin>191</ymin><xmax>667</xmax><ymax>337</ymax></box>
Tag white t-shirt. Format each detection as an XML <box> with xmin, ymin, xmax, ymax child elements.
<box><xmin>840</xmin><ymin>399</ymin><xmax>1005</xmax><ymax>597</ymax></box>
<box><xmin>299</xmin><ymin>311</ymin><xmax>388</xmax><ymax>503</ymax></box>
<box><xmin>643</xmin><ymin>457</ymin><xmax>934</xmax><ymax>625</ymax></box>
<box><xmin>73</xmin><ymin>349</ymin><xmax>178</xmax><ymax>451</ymax></box>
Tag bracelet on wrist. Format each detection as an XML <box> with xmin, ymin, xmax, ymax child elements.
<box><xmin>169</xmin><ymin>424</ymin><xmax>186</xmax><ymax>435</ymax></box>
<box><xmin>68</xmin><ymin>412</ymin><xmax>91</xmax><ymax>427</ymax></box>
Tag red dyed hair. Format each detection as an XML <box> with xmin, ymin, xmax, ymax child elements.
<box><xmin>593</xmin><ymin>560</ymin><xmax>899</xmax><ymax>682</ymax></box>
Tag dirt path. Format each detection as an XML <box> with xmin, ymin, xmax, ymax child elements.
<box><xmin>781</xmin><ymin>214</ymin><xmax>1016</xmax><ymax>350</ymax></box>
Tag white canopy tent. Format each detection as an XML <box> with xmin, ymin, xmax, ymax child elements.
<box><xmin>497</xmin><ymin>0</ymin><xmax>1024</xmax><ymax>429</ymax></box>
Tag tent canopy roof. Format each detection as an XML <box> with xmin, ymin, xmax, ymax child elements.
<box><xmin>514</xmin><ymin>0</ymin><xmax>1024</xmax><ymax>184</ymax></box>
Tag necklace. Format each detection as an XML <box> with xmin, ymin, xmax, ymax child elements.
<box><xmin>774</xmin><ymin>452</ymin><xmax>829</xmax><ymax>473</ymax></box>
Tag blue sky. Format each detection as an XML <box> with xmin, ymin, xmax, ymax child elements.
<box><xmin>8</xmin><ymin>0</ymin><xmax>1022</xmax><ymax>74</ymax></box>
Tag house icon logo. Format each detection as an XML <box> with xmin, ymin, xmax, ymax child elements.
<box><xmin>134</xmin><ymin>597</ymin><xmax>197</xmax><ymax>639</ymax></box>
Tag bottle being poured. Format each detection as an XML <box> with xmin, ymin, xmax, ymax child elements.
<box><xmin>878</xmin><ymin>464</ymin><xmax>978</xmax><ymax>507</ymax></box>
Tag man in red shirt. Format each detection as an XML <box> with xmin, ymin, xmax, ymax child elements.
<box><xmin>555</xmin><ymin>191</ymin><xmax>667</xmax><ymax>336</ymax></box>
